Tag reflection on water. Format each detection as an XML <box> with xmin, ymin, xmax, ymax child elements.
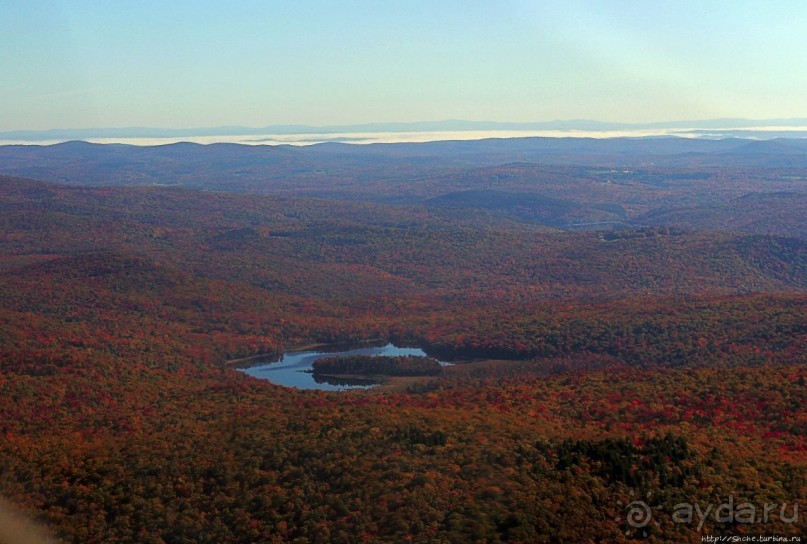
<box><xmin>238</xmin><ymin>343</ymin><xmax>443</xmax><ymax>391</ymax></box>
<box><xmin>312</xmin><ymin>374</ymin><xmax>382</xmax><ymax>387</ymax></box>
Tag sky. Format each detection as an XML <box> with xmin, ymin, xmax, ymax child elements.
<box><xmin>2</xmin><ymin>0</ymin><xmax>807</xmax><ymax>132</ymax></box>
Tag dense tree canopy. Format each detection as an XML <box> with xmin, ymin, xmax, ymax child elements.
<box><xmin>0</xmin><ymin>171</ymin><xmax>804</xmax><ymax>542</ymax></box>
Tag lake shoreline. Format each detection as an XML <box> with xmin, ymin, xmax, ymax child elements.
<box><xmin>225</xmin><ymin>338</ymin><xmax>390</xmax><ymax>368</ymax></box>
<box><xmin>236</xmin><ymin>342</ymin><xmax>447</xmax><ymax>391</ymax></box>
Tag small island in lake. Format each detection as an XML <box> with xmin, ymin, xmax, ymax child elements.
<box><xmin>311</xmin><ymin>355</ymin><xmax>443</xmax><ymax>378</ymax></box>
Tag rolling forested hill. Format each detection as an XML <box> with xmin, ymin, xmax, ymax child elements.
<box><xmin>0</xmin><ymin>138</ymin><xmax>805</xmax><ymax>542</ymax></box>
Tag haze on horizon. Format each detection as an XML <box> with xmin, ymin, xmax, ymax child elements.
<box><xmin>3</xmin><ymin>0</ymin><xmax>807</xmax><ymax>133</ymax></box>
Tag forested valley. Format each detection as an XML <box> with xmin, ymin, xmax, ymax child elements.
<box><xmin>0</xmin><ymin>138</ymin><xmax>804</xmax><ymax>542</ymax></box>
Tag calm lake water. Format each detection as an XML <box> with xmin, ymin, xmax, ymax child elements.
<box><xmin>238</xmin><ymin>343</ymin><xmax>445</xmax><ymax>391</ymax></box>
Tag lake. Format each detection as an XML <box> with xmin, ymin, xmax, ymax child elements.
<box><xmin>238</xmin><ymin>343</ymin><xmax>447</xmax><ymax>391</ymax></box>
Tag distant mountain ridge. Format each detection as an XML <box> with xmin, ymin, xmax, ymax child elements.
<box><xmin>4</xmin><ymin>117</ymin><xmax>807</xmax><ymax>141</ymax></box>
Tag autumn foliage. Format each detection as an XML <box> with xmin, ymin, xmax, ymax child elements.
<box><xmin>0</xmin><ymin>172</ymin><xmax>804</xmax><ymax>543</ymax></box>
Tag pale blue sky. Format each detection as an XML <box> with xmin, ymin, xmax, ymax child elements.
<box><xmin>2</xmin><ymin>0</ymin><xmax>807</xmax><ymax>131</ymax></box>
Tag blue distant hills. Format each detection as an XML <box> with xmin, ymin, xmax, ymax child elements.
<box><xmin>3</xmin><ymin>118</ymin><xmax>807</xmax><ymax>141</ymax></box>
